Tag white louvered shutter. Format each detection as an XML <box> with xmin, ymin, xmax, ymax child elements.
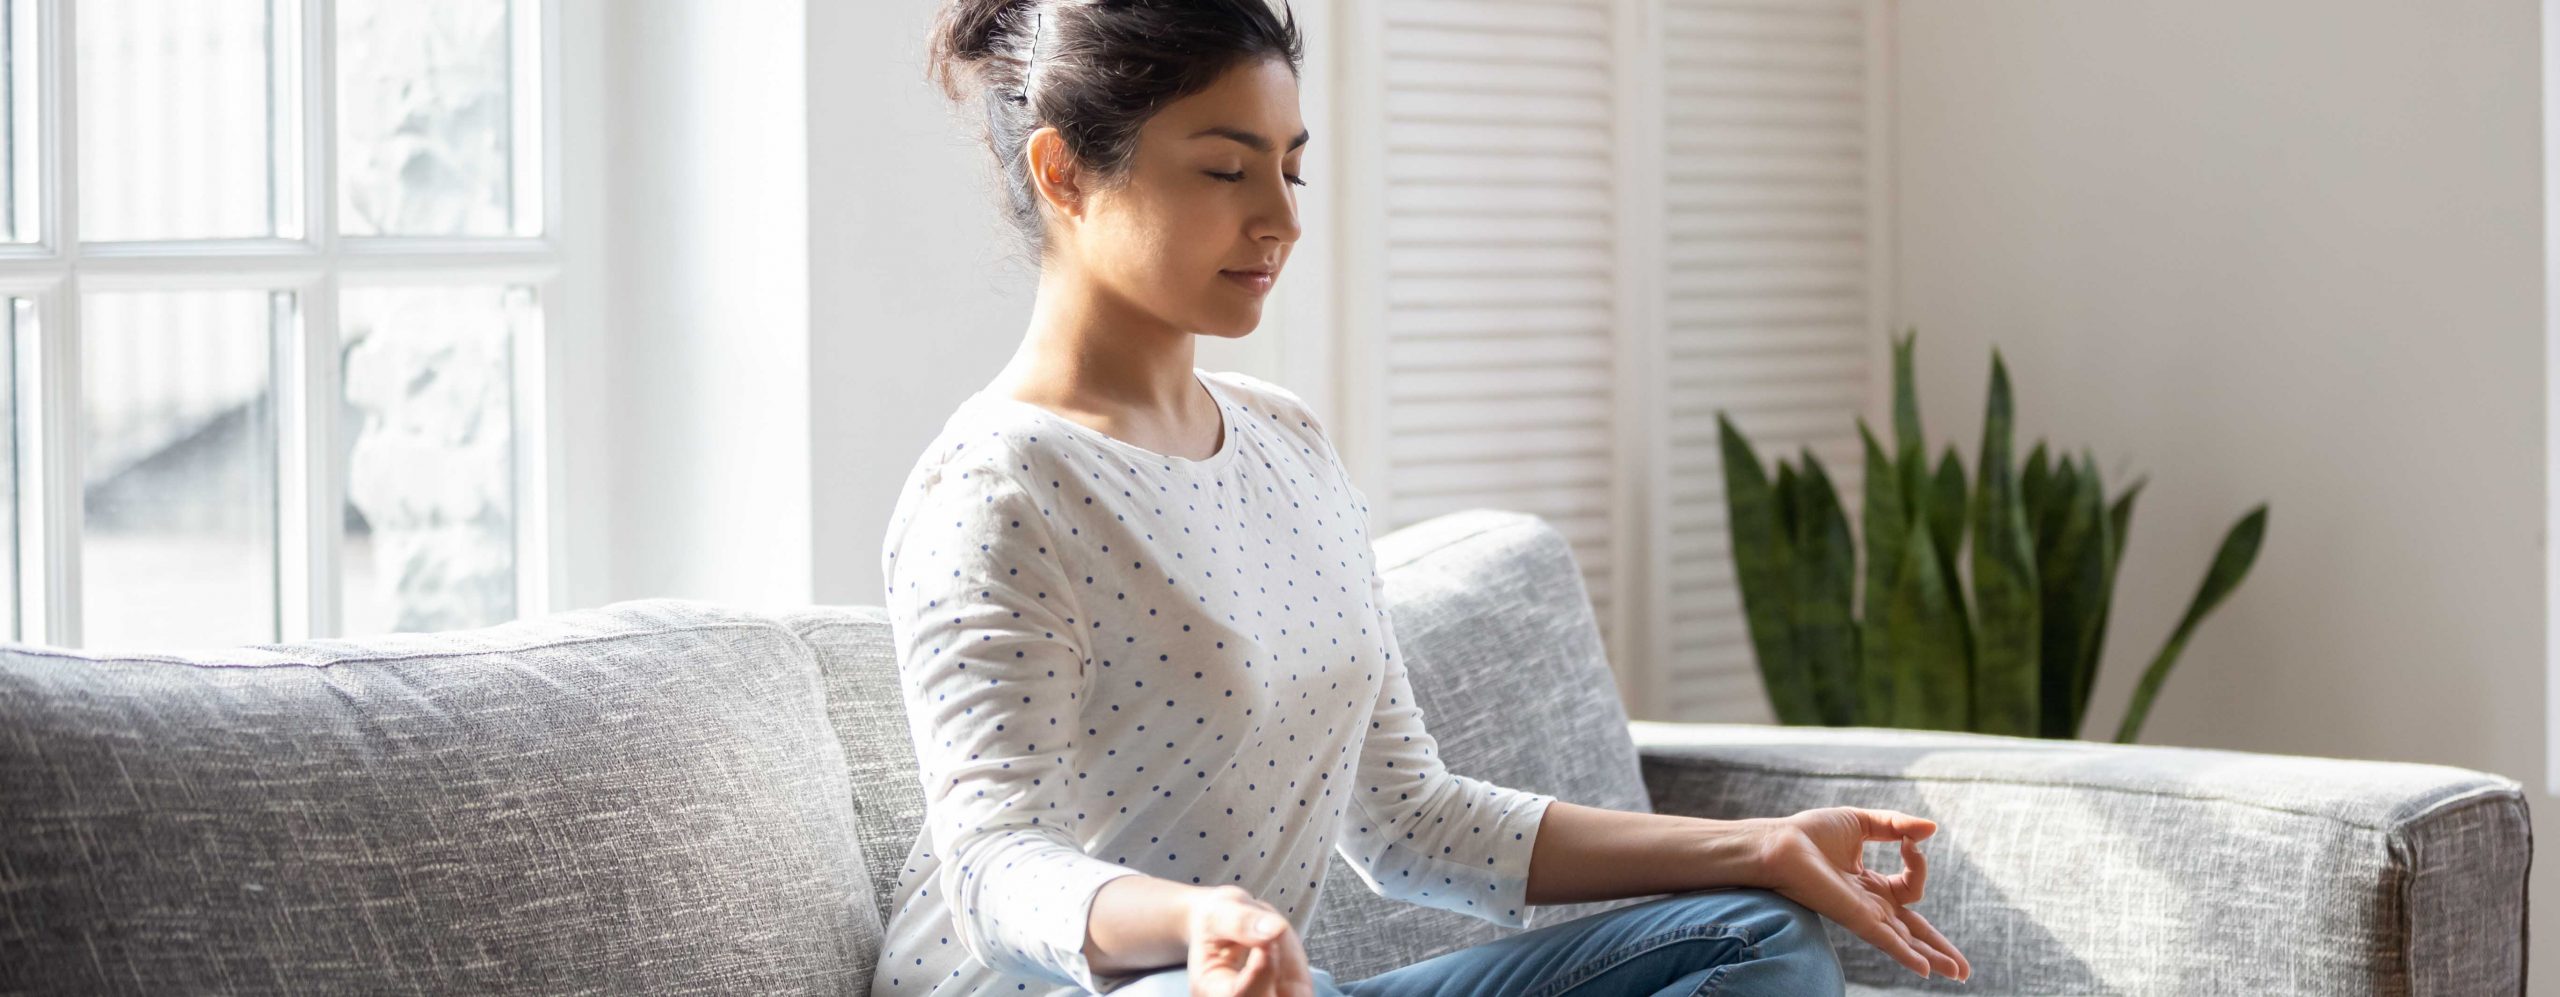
<box><xmin>1362</xmin><ymin>0</ymin><xmax>1631</xmax><ymax>667</ymax></box>
<box><xmin>1342</xmin><ymin>0</ymin><xmax>1883</xmax><ymax>721</ymax></box>
<box><xmin>1655</xmin><ymin>0</ymin><xmax>1883</xmax><ymax>721</ymax></box>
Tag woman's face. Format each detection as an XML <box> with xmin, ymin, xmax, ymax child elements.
<box><xmin>1039</xmin><ymin>56</ymin><xmax>1306</xmax><ymax>339</ymax></box>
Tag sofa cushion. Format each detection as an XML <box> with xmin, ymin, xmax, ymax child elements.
<box><xmin>1303</xmin><ymin>509</ymin><xmax>1657</xmax><ymax>982</ymax></box>
<box><xmin>773</xmin><ymin>604</ymin><xmax>927</xmax><ymax>933</ymax></box>
<box><xmin>0</xmin><ymin>597</ymin><xmax>878</xmax><ymax>995</ymax></box>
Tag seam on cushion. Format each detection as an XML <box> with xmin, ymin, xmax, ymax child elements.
<box><xmin>1641</xmin><ymin>757</ymin><xmax>2525</xmax><ymax>834</ymax></box>
<box><xmin>2</xmin><ymin>619</ymin><xmax>796</xmax><ymax>671</ymax></box>
<box><xmin>791</xmin><ymin>618</ymin><xmax>891</xmax><ymax>644</ymax></box>
<box><xmin>2393</xmin><ymin>781</ymin><xmax>2530</xmax><ymax>827</ymax></box>
<box><xmin>1373</xmin><ymin>514</ymin><xmax>1546</xmax><ymax>575</ymax></box>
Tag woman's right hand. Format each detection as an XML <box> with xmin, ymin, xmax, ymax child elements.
<box><xmin>1182</xmin><ymin>885</ymin><xmax>1315</xmax><ymax>997</ymax></box>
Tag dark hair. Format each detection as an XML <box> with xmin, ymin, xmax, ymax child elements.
<box><xmin>927</xmin><ymin>0</ymin><xmax>1304</xmax><ymax>264</ymax></box>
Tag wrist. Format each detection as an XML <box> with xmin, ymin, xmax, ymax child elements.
<box><xmin>1173</xmin><ymin>883</ymin><xmax>1236</xmax><ymax>943</ymax></box>
<box><xmin>1686</xmin><ymin>816</ymin><xmax>1782</xmax><ymax>892</ymax></box>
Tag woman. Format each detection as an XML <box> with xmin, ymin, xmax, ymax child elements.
<box><xmin>876</xmin><ymin>2</ymin><xmax>1973</xmax><ymax>994</ymax></box>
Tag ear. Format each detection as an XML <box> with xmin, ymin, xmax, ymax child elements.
<box><xmin>1024</xmin><ymin>126</ymin><xmax>1085</xmax><ymax>221</ymax></box>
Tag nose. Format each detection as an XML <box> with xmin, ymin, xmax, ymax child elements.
<box><xmin>1255</xmin><ymin>174</ymin><xmax>1302</xmax><ymax>248</ymax></box>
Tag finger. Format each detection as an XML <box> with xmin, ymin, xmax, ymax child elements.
<box><xmin>1232</xmin><ymin>941</ymin><xmax>1273</xmax><ymax>997</ymax></box>
<box><xmin>1274</xmin><ymin>921</ymin><xmax>1314</xmax><ymax>993</ymax></box>
<box><xmin>1230</xmin><ymin>908</ymin><xmax>1287</xmax><ymax>946</ymax></box>
<box><xmin>1874</xmin><ymin>897</ymin><xmax>1935</xmax><ymax>974</ymax></box>
<box><xmin>1790</xmin><ymin>871</ymin><xmax>1933</xmax><ymax>977</ymax></box>
<box><xmin>1190</xmin><ymin>947</ymin><xmax>1236</xmax><ymax>996</ymax></box>
<box><xmin>1894</xmin><ymin>904</ymin><xmax>1971</xmax><ymax>982</ymax></box>
<box><xmin>1854</xmin><ymin>808</ymin><xmax>1937</xmax><ymax>842</ymax></box>
<box><xmin>1889</xmin><ymin>836</ymin><xmax>1928</xmax><ymax>906</ymax></box>
<box><xmin>1878</xmin><ymin>899</ymin><xmax>1963</xmax><ymax>982</ymax></box>
<box><xmin>1883</xmin><ymin>905</ymin><xmax>1957</xmax><ymax>980</ymax></box>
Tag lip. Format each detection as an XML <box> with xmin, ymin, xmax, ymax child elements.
<box><xmin>1219</xmin><ymin>268</ymin><xmax>1275</xmax><ymax>295</ymax></box>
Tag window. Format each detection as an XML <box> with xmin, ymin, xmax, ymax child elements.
<box><xmin>7</xmin><ymin>0</ymin><xmax>558</xmax><ymax>649</ymax></box>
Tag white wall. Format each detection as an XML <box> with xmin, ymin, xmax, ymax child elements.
<box><xmin>805</xmin><ymin>0</ymin><xmax>1012</xmax><ymax>607</ymax></box>
<box><xmin>1888</xmin><ymin>0</ymin><xmax>2546</xmax><ymax>984</ymax></box>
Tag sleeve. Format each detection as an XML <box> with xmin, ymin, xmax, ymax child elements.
<box><xmin>1330</xmin><ymin>561</ymin><xmax>1558</xmax><ymax>928</ymax></box>
<box><xmin>1228</xmin><ymin>372</ymin><xmax>1560</xmax><ymax>926</ymax></box>
<box><xmin>883</xmin><ymin>461</ymin><xmax>1147</xmax><ymax>992</ymax></box>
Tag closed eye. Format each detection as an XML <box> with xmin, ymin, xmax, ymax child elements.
<box><xmin>1208</xmin><ymin>170</ymin><xmax>1309</xmax><ymax>188</ymax></box>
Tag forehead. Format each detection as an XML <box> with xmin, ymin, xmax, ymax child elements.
<box><xmin>1147</xmin><ymin>58</ymin><xmax>1305</xmax><ymax>150</ymax></box>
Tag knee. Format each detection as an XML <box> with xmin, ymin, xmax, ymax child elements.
<box><xmin>1676</xmin><ymin>888</ymin><xmax>1840</xmax><ymax>963</ymax></box>
<box><xmin>1731</xmin><ymin>889</ymin><xmax>1845</xmax><ymax>983</ymax></box>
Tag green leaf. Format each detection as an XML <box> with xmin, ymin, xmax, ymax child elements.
<box><xmin>2034</xmin><ymin>455</ymin><xmax>2110</xmax><ymax>739</ymax></box>
<box><xmin>1893</xmin><ymin>328</ymin><xmax>1924</xmax><ymax>464</ymax></box>
<box><xmin>2116</xmin><ymin>504</ymin><xmax>2269</xmax><ymax>743</ymax></box>
<box><xmin>1887</xmin><ymin>519</ymin><xmax>1972</xmax><ymax>730</ymax></box>
<box><xmin>1857</xmin><ymin>420</ymin><xmax>1905</xmax><ymax>727</ymax></box>
<box><xmin>1928</xmin><ymin>446</ymin><xmax>1971</xmax><ymax>643</ymax></box>
<box><xmin>1791</xmin><ymin>448</ymin><xmax>1862</xmax><ymax>726</ymax></box>
<box><xmin>2020</xmin><ymin>441</ymin><xmax>2053</xmax><ymax>526</ymax></box>
<box><xmin>1968</xmin><ymin>349</ymin><xmax>2041</xmax><ymax>737</ymax></box>
<box><xmin>2083</xmin><ymin>475</ymin><xmax>2146</xmax><ymax>723</ymax></box>
<box><xmin>1719</xmin><ymin>412</ymin><xmax>1818</xmax><ymax>725</ymax></box>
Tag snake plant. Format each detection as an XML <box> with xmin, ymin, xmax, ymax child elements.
<box><xmin>1716</xmin><ymin>329</ymin><xmax>2269</xmax><ymax>743</ymax></box>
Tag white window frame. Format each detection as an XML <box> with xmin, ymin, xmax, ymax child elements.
<box><xmin>6</xmin><ymin>0</ymin><xmax>569</xmax><ymax>646</ymax></box>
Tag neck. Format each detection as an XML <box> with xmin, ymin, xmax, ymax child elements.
<box><xmin>999</xmin><ymin>262</ymin><xmax>1201</xmax><ymax>415</ymax></box>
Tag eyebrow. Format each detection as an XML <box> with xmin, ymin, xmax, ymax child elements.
<box><xmin>1187</xmin><ymin>125</ymin><xmax>1311</xmax><ymax>154</ymax></box>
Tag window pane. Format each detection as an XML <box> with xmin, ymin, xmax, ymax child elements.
<box><xmin>83</xmin><ymin>290</ymin><xmax>280</xmax><ymax>649</ymax></box>
<box><xmin>3</xmin><ymin>0</ymin><xmax>38</xmax><ymax>243</ymax></box>
<box><xmin>337</xmin><ymin>0</ymin><xmax>520</xmax><ymax>237</ymax></box>
<box><xmin>340</xmin><ymin>284</ymin><xmax>528</xmax><ymax>636</ymax></box>
<box><xmin>77</xmin><ymin>0</ymin><xmax>282</xmax><ymax>241</ymax></box>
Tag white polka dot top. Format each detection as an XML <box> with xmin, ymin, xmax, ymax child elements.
<box><xmin>868</xmin><ymin>368</ymin><xmax>1557</xmax><ymax>996</ymax></box>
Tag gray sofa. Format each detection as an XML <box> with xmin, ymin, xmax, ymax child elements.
<box><xmin>1</xmin><ymin>509</ymin><xmax>2529</xmax><ymax>995</ymax></box>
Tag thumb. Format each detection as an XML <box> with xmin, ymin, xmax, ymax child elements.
<box><xmin>1230</xmin><ymin>907</ymin><xmax>1285</xmax><ymax>944</ymax></box>
<box><xmin>1853</xmin><ymin>808</ymin><xmax>1936</xmax><ymax>842</ymax></box>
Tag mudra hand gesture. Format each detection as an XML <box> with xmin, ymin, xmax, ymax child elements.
<box><xmin>1752</xmin><ymin>806</ymin><xmax>1973</xmax><ymax>982</ymax></box>
<box><xmin>1184</xmin><ymin>884</ymin><xmax>1316</xmax><ymax>997</ymax></box>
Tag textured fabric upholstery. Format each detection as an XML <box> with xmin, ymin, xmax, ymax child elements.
<box><xmin>0</xmin><ymin>597</ymin><xmax>879</xmax><ymax>995</ymax></box>
<box><xmin>774</xmin><ymin>604</ymin><xmax>927</xmax><ymax>934</ymax></box>
<box><xmin>1632</xmin><ymin>721</ymin><xmax>2531</xmax><ymax>996</ymax></box>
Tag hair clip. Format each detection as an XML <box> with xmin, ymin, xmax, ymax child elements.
<box><xmin>1008</xmin><ymin>8</ymin><xmax>1043</xmax><ymax>106</ymax></box>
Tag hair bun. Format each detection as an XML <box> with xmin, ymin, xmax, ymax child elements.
<box><xmin>926</xmin><ymin>0</ymin><xmax>1041</xmax><ymax>103</ymax></box>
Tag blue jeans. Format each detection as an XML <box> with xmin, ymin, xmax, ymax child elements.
<box><xmin>1114</xmin><ymin>887</ymin><xmax>1847</xmax><ymax>997</ymax></box>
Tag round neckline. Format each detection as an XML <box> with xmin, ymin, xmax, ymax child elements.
<box><xmin>975</xmin><ymin>368</ymin><xmax>1240</xmax><ymax>470</ymax></box>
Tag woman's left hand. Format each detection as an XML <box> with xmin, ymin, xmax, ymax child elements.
<box><xmin>1746</xmin><ymin>807</ymin><xmax>1972</xmax><ymax>982</ymax></box>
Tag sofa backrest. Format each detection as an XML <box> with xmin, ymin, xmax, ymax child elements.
<box><xmin>791</xmin><ymin>508</ymin><xmax>1654</xmax><ymax>982</ymax></box>
<box><xmin>0</xmin><ymin>598</ymin><xmax>881</xmax><ymax>995</ymax></box>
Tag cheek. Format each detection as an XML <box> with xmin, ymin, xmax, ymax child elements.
<box><xmin>1105</xmin><ymin>190</ymin><xmax>1231</xmax><ymax>278</ymax></box>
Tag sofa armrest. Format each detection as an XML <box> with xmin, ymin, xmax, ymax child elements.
<box><xmin>1630</xmin><ymin>721</ymin><xmax>2530</xmax><ymax>996</ymax></box>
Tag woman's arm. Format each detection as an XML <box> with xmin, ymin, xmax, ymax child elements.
<box><xmin>1521</xmin><ymin>801</ymin><xmax>1773</xmax><ymax>905</ymax></box>
<box><xmin>886</xmin><ymin>463</ymin><xmax>1144</xmax><ymax>992</ymax></box>
<box><xmin>1081</xmin><ymin>875</ymin><xmax>1203</xmax><ymax>978</ymax></box>
<box><xmin>1524</xmin><ymin>801</ymin><xmax>1972</xmax><ymax>981</ymax></box>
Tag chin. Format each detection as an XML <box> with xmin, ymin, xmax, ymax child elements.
<box><xmin>1198</xmin><ymin>309</ymin><xmax>1263</xmax><ymax>338</ymax></box>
